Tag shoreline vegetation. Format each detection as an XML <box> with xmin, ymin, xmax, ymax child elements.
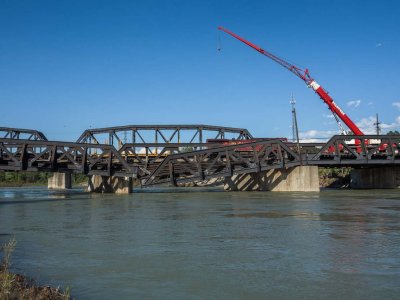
<box><xmin>0</xmin><ymin>172</ymin><xmax>87</xmax><ymax>188</ymax></box>
<box><xmin>319</xmin><ymin>167</ymin><xmax>351</xmax><ymax>188</ymax></box>
<box><xmin>0</xmin><ymin>169</ymin><xmax>351</xmax><ymax>189</ymax></box>
<box><xmin>0</xmin><ymin>239</ymin><xmax>71</xmax><ymax>300</ymax></box>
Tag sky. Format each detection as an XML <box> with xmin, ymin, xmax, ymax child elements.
<box><xmin>1</xmin><ymin>0</ymin><xmax>400</xmax><ymax>141</ymax></box>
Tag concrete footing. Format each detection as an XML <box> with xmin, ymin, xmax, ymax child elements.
<box><xmin>87</xmin><ymin>175</ymin><xmax>140</xmax><ymax>193</ymax></box>
<box><xmin>350</xmin><ymin>167</ymin><xmax>400</xmax><ymax>189</ymax></box>
<box><xmin>48</xmin><ymin>172</ymin><xmax>72</xmax><ymax>190</ymax></box>
<box><xmin>224</xmin><ymin>166</ymin><xmax>320</xmax><ymax>192</ymax></box>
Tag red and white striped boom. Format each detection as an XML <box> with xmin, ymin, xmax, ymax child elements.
<box><xmin>218</xmin><ymin>26</ymin><xmax>364</xmax><ymax>136</ymax></box>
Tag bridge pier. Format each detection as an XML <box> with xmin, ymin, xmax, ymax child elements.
<box><xmin>224</xmin><ymin>166</ymin><xmax>319</xmax><ymax>192</ymax></box>
<box><xmin>350</xmin><ymin>167</ymin><xmax>400</xmax><ymax>189</ymax></box>
<box><xmin>48</xmin><ymin>172</ymin><xmax>72</xmax><ymax>190</ymax></box>
<box><xmin>87</xmin><ymin>175</ymin><xmax>140</xmax><ymax>193</ymax></box>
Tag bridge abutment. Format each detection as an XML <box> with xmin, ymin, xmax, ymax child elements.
<box><xmin>87</xmin><ymin>175</ymin><xmax>140</xmax><ymax>193</ymax></box>
<box><xmin>48</xmin><ymin>172</ymin><xmax>72</xmax><ymax>190</ymax></box>
<box><xmin>350</xmin><ymin>167</ymin><xmax>400</xmax><ymax>189</ymax></box>
<box><xmin>224</xmin><ymin>166</ymin><xmax>319</xmax><ymax>192</ymax></box>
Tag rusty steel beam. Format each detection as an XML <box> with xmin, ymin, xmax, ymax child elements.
<box><xmin>0</xmin><ymin>127</ymin><xmax>47</xmax><ymax>141</ymax></box>
<box><xmin>76</xmin><ymin>124</ymin><xmax>253</xmax><ymax>147</ymax></box>
<box><xmin>303</xmin><ymin>135</ymin><xmax>400</xmax><ymax>166</ymax></box>
<box><xmin>119</xmin><ymin>142</ymin><xmax>224</xmax><ymax>177</ymax></box>
<box><xmin>1</xmin><ymin>135</ymin><xmax>399</xmax><ymax>185</ymax></box>
<box><xmin>0</xmin><ymin>139</ymin><xmax>134</xmax><ymax>177</ymax></box>
<box><xmin>143</xmin><ymin>139</ymin><xmax>301</xmax><ymax>186</ymax></box>
<box><xmin>143</xmin><ymin>135</ymin><xmax>400</xmax><ymax>186</ymax></box>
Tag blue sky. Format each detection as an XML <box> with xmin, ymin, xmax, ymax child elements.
<box><xmin>1</xmin><ymin>0</ymin><xmax>399</xmax><ymax>141</ymax></box>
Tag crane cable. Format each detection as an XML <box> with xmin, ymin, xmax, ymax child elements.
<box><xmin>217</xmin><ymin>31</ymin><xmax>222</xmax><ymax>51</ymax></box>
<box><xmin>332</xmin><ymin>112</ymin><xmax>347</xmax><ymax>135</ymax></box>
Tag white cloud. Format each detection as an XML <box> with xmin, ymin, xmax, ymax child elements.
<box><xmin>367</xmin><ymin>101</ymin><xmax>373</xmax><ymax>106</ymax></box>
<box><xmin>375</xmin><ymin>42</ymin><xmax>383</xmax><ymax>47</ymax></box>
<box><xmin>299</xmin><ymin>129</ymin><xmax>340</xmax><ymax>142</ymax></box>
<box><xmin>346</xmin><ymin>100</ymin><xmax>361</xmax><ymax>109</ymax></box>
<box><xmin>392</xmin><ymin>102</ymin><xmax>400</xmax><ymax>111</ymax></box>
<box><xmin>322</xmin><ymin>113</ymin><xmax>334</xmax><ymax>119</ymax></box>
<box><xmin>299</xmin><ymin>115</ymin><xmax>400</xmax><ymax>141</ymax></box>
<box><xmin>356</xmin><ymin>115</ymin><xmax>400</xmax><ymax>134</ymax></box>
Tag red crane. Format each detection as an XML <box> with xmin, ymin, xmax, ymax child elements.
<box><xmin>218</xmin><ymin>26</ymin><xmax>364</xmax><ymax>136</ymax></box>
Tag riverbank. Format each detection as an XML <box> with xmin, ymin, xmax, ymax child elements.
<box><xmin>0</xmin><ymin>270</ymin><xmax>71</xmax><ymax>300</ymax></box>
<box><xmin>0</xmin><ymin>239</ymin><xmax>71</xmax><ymax>300</ymax></box>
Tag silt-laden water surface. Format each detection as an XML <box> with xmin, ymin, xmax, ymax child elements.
<box><xmin>0</xmin><ymin>187</ymin><xmax>399</xmax><ymax>299</ymax></box>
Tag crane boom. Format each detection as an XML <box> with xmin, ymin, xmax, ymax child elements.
<box><xmin>218</xmin><ymin>26</ymin><xmax>364</xmax><ymax>136</ymax></box>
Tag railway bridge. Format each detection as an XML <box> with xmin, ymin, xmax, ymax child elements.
<box><xmin>1</xmin><ymin>125</ymin><xmax>399</xmax><ymax>193</ymax></box>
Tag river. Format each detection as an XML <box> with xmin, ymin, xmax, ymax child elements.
<box><xmin>0</xmin><ymin>187</ymin><xmax>399</xmax><ymax>299</ymax></box>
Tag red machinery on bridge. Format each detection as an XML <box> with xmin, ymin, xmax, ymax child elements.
<box><xmin>217</xmin><ymin>26</ymin><xmax>364</xmax><ymax>136</ymax></box>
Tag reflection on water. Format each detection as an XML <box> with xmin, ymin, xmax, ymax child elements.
<box><xmin>225</xmin><ymin>211</ymin><xmax>321</xmax><ymax>219</ymax></box>
<box><xmin>0</xmin><ymin>187</ymin><xmax>399</xmax><ymax>299</ymax></box>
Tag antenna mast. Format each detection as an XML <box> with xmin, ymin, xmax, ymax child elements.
<box><xmin>373</xmin><ymin>113</ymin><xmax>381</xmax><ymax>135</ymax></box>
<box><xmin>290</xmin><ymin>94</ymin><xmax>300</xmax><ymax>143</ymax></box>
<box><xmin>290</xmin><ymin>94</ymin><xmax>302</xmax><ymax>163</ymax></box>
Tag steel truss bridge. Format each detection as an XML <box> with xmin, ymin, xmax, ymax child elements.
<box><xmin>76</xmin><ymin>125</ymin><xmax>253</xmax><ymax>147</ymax></box>
<box><xmin>0</xmin><ymin>125</ymin><xmax>399</xmax><ymax>186</ymax></box>
<box><xmin>0</xmin><ymin>127</ymin><xmax>47</xmax><ymax>141</ymax></box>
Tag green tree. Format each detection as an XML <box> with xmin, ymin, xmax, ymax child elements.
<box><xmin>387</xmin><ymin>130</ymin><xmax>400</xmax><ymax>135</ymax></box>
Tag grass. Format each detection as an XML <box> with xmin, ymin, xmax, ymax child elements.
<box><xmin>0</xmin><ymin>238</ymin><xmax>71</xmax><ymax>300</ymax></box>
<box><xmin>0</xmin><ymin>238</ymin><xmax>16</xmax><ymax>299</ymax></box>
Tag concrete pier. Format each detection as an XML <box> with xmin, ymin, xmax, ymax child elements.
<box><xmin>350</xmin><ymin>167</ymin><xmax>400</xmax><ymax>189</ymax></box>
<box><xmin>87</xmin><ymin>175</ymin><xmax>140</xmax><ymax>193</ymax></box>
<box><xmin>48</xmin><ymin>172</ymin><xmax>72</xmax><ymax>190</ymax></box>
<box><xmin>224</xmin><ymin>166</ymin><xmax>319</xmax><ymax>192</ymax></box>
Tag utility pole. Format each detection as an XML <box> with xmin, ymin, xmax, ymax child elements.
<box><xmin>291</xmin><ymin>94</ymin><xmax>300</xmax><ymax>143</ymax></box>
<box><xmin>373</xmin><ymin>113</ymin><xmax>381</xmax><ymax>135</ymax></box>
<box><xmin>290</xmin><ymin>94</ymin><xmax>302</xmax><ymax>163</ymax></box>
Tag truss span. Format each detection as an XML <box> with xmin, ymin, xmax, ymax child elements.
<box><xmin>0</xmin><ymin>135</ymin><xmax>399</xmax><ymax>185</ymax></box>
<box><xmin>0</xmin><ymin>127</ymin><xmax>47</xmax><ymax>141</ymax></box>
<box><xmin>76</xmin><ymin>124</ymin><xmax>253</xmax><ymax>147</ymax></box>
<box><xmin>143</xmin><ymin>135</ymin><xmax>400</xmax><ymax>186</ymax></box>
<box><xmin>0</xmin><ymin>139</ymin><xmax>134</xmax><ymax>177</ymax></box>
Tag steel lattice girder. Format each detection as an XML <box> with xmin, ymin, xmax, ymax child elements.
<box><xmin>143</xmin><ymin>139</ymin><xmax>301</xmax><ymax>186</ymax></box>
<box><xmin>76</xmin><ymin>124</ymin><xmax>253</xmax><ymax>146</ymax></box>
<box><xmin>0</xmin><ymin>139</ymin><xmax>134</xmax><ymax>177</ymax></box>
<box><xmin>303</xmin><ymin>135</ymin><xmax>400</xmax><ymax>165</ymax></box>
<box><xmin>118</xmin><ymin>142</ymin><xmax>229</xmax><ymax>176</ymax></box>
<box><xmin>143</xmin><ymin>135</ymin><xmax>400</xmax><ymax>186</ymax></box>
<box><xmin>0</xmin><ymin>127</ymin><xmax>47</xmax><ymax>141</ymax></box>
<box><xmin>1</xmin><ymin>135</ymin><xmax>400</xmax><ymax>183</ymax></box>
